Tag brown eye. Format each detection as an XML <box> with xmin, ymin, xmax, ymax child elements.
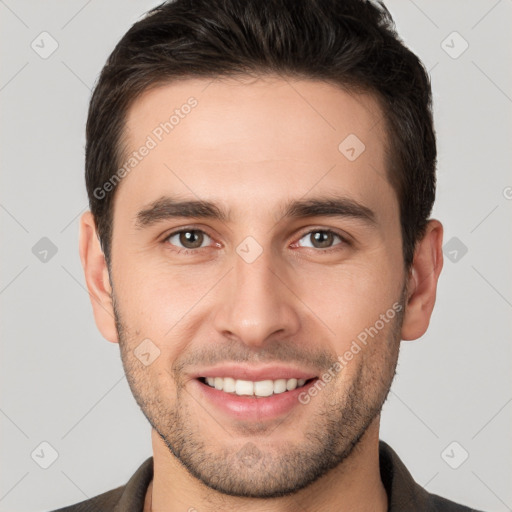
<box><xmin>166</xmin><ymin>229</ymin><xmax>210</xmax><ymax>250</ymax></box>
<box><xmin>297</xmin><ymin>230</ymin><xmax>343</xmax><ymax>249</ymax></box>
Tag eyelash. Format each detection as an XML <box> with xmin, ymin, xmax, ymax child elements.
<box><xmin>162</xmin><ymin>227</ymin><xmax>350</xmax><ymax>255</ymax></box>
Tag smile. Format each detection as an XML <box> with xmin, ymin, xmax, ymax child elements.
<box><xmin>200</xmin><ymin>377</ymin><xmax>312</xmax><ymax>397</ymax></box>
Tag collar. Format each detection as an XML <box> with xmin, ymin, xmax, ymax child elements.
<box><xmin>112</xmin><ymin>440</ymin><xmax>446</xmax><ymax>511</ymax></box>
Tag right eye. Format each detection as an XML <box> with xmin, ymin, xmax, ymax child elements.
<box><xmin>164</xmin><ymin>229</ymin><xmax>214</xmax><ymax>253</ymax></box>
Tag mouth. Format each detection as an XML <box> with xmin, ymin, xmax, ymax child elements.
<box><xmin>192</xmin><ymin>373</ymin><xmax>320</xmax><ymax>422</ymax></box>
<box><xmin>198</xmin><ymin>376</ymin><xmax>317</xmax><ymax>398</ymax></box>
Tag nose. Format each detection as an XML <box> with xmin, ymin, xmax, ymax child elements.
<box><xmin>212</xmin><ymin>244</ymin><xmax>301</xmax><ymax>348</ymax></box>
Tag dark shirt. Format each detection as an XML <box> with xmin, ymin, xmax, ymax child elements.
<box><xmin>52</xmin><ymin>440</ymin><xmax>483</xmax><ymax>511</ymax></box>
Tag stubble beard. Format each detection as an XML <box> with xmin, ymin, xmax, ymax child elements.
<box><xmin>113</xmin><ymin>289</ymin><xmax>405</xmax><ymax>498</ymax></box>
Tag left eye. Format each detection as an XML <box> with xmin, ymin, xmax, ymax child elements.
<box><xmin>297</xmin><ymin>230</ymin><xmax>344</xmax><ymax>249</ymax></box>
<box><xmin>165</xmin><ymin>229</ymin><xmax>212</xmax><ymax>250</ymax></box>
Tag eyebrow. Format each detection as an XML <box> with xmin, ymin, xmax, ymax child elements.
<box><xmin>134</xmin><ymin>195</ymin><xmax>377</xmax><ymax>229</ymax></box>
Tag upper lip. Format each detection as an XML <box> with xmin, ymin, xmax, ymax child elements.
<box><xmin>191</xmin><ymin>364</ymin><xmax>318</xmax><ymax>382</ymax></box>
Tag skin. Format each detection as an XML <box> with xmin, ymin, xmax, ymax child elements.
<box><xmin>80</xmin><ymin>75</ymin><xmax>443</xmax><ymax>512</ymax></box>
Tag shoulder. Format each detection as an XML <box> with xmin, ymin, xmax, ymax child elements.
<box><xmin>379</xmin><ymin>441</ymin><xmax>485</xmax><ymax>512</ymax></box>
<box><xmin>49</xmin><ymin>456</ymin><xmax>153</xmax><ymax>512</ymax></box>
<box><xmin>425</xmin><ymin>491</ymin><xmax>485</xmax><ymax>511</ymax></box>
<box><xmin>50</xmin><ymin>485</ymin><xmax>125</xmax><ymax>512</ymax></box>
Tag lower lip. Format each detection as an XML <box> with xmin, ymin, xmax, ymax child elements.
<box><xmin>192</xmin><ymin>378</ymin><xmax>318</xmax><ymax>422</ymax></box>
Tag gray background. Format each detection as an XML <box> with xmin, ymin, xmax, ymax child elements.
<box><xmin>1</xmin><ymin>1</ymin><xmax>511</xmax><ymax>511</ymax></box>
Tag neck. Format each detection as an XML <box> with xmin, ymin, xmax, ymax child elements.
<box><xmin>146</xmin><ymin>417</ymin><xmax>388</xmax><ymax>512</ymax></box>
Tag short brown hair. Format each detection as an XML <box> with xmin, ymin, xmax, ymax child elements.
<box><xmin>86</xmin><ymin>0</ymin><xmax>436</xmax><ymax>269</ymax></box>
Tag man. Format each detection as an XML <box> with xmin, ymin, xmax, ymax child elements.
<box><xmin>55</xmin><ymin>0</ymin><xmax>483</xmax><ymax>510</ymax></box>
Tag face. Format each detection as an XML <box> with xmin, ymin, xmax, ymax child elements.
<box><xmin>108</xmin><ymin>76</ymin><xmax>407</xmax><ymax>497</ymax></box>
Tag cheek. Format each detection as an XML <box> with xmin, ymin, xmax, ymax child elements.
<box><xmin>115</xmin><ymin>259</ymin><xmax>179</xmax><ymax>317</ymax></box>
<box><xmin>113</xmin><ymin>258</ymin><xmax>222</xmax><ymax>356</ymax></box>
<box><xmin>288</xmin><ymin>216</ymin><xmax>402</xmax><ymax>304</ymax></box>
<box><xmin>291</xmin><ymin>260</ymin><xmax>403</xmax><ymax>347</ymax></box>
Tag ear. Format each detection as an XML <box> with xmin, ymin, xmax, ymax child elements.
<box><xmin>401</xmin><ymin>219</ymin><xmax>444</xmax><ymax>341</ymax></box>
<box><xmin>79</xmin><ymin>211</ymin><xmax>119</xmax><ymax>343</ymax></box>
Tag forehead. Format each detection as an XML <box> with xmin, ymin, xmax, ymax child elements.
<box><xmin>115</xmin><ymin>75</ymin><xmax>395</xmax><ymax>221</ymax></box>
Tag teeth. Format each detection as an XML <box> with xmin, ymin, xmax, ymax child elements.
<box><xmin>235</xmin><ymin>380</ymin><xmax>253</xmax><ymax>396</ymax></box>
<box><xmin>223</xmin><ymin>377</ymin><xmax>236</xmax><ymax>393</ymax></box>
<box><xmin>273</xmin><ymin>379</ymin><xmax>287</xmax><ymax>394</ymax></box>
<box><xmin>254</xmin><ymin>380</ymin><xmax>274</xmax><ymax>397</ymax></box>
<box><xmin>203</xmin><ymin>377</ymin><xmax>310</xmax><ymax>397</ymax></box>
<box><xmin>286</xmin><ymin>378</ymin><xmax>298</xmax><ymax>391</ymax></box>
